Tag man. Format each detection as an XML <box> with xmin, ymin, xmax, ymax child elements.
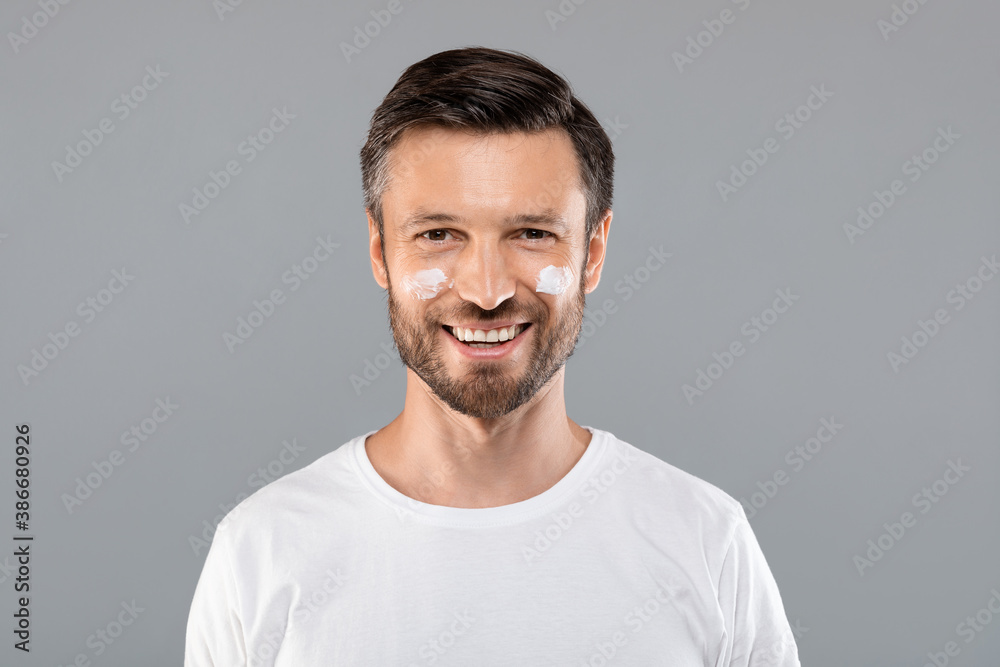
<box><xmin>185</xmin><ymin>46</ymin><xmax>800</xmax><ymax>666</ymax></box>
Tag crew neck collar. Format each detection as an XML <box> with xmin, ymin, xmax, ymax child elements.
<box><xmin>350</xmin><ymin>426</ymin><xmax>608</xmax><ymax>528</ymax></box>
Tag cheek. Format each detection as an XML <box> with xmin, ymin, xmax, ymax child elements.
<box><xmin>398</xmin><ymin>267</ymin><xmax>454</xmax><ymax>300</ymax></box>
<box><xmin>534</xmin><ymin>265</ymin><xmax>574</xmax><ymax>295</ymax></box>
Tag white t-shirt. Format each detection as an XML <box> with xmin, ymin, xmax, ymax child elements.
<box><xmin>185</xmin><ymin>426</ymin><xmax>800</xmax><ymax>666</ymax></box>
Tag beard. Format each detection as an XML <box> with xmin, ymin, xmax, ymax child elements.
<box><xmin>384</xmin><ymin>263</ymin><xmax>587</xmax><ymax>420</ymax></box>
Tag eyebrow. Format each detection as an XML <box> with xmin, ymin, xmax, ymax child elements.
<box><xmin>399</xmin><ymin>209</ymin><xmax>572</xmax><ymax>234</ymax></box>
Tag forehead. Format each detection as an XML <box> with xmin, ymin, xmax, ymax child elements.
<box><xmin>382</xmin><ymin>126</ymin><xmax>586</xmax><ymax>228</ymax></box>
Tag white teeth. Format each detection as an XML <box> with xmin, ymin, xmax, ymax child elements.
<box><xmin>450</xmin><ymin>324</ymin><xmax>525</xmax><ymax>343</ymax></box>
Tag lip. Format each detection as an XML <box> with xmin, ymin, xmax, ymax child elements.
<box><xmin>441</xmin><ymin>323</ymin><xmax>532</xmax><ymax>360</ymax></box>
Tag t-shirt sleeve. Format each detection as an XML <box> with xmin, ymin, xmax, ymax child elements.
<box><xmin>185</xmin><ymin>526</ymin><xmax>248</xmax><ymax>667</ymax></box>
<box><xmin>716</xmin><ymin>509</ymin><xmax>801</xmax><ymax>667</ymax></box>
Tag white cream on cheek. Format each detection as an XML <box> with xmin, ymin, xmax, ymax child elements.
<box><xmin>400</xmin><ymin>268</ymin><xmax>454</xmax><ymax>300</ymax></box>
<box><xmin>535</xmin><ymin>265</ymin><xmax>573</xmax><ymax>295</ymax></box>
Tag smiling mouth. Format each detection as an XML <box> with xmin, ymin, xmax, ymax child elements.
<box><xmin>442</xmin><ymin>323</ymin><xmax>531</xmax><ymax>348</ymax></box>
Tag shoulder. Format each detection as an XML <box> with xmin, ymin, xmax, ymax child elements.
<box><xmin>212</xmin><ymin>436</ymin><xmax>362</xmax><ymax>545</ymax></box>
<box><xmin>595</xmin><ymin>428</ymin><xmax>746</xmax><ymax>542</ymax></box>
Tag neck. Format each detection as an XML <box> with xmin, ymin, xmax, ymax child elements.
<box><xmin>365</xmin><ymin>367</ymin><xmax>592</xmax><ymax>508</ymax></box>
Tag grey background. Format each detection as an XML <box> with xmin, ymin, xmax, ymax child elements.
<box><xmin>2</xmin><ymin>0</ymin><xmax>999</xmax><ymax>665</ymax></box>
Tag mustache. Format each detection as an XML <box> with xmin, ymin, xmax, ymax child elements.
<box><xmin>430</xmin><ymin>303</ymin><xmax>543</xmax><ymax>326</ymax></box>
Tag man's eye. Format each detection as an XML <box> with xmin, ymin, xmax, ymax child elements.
<box><xmin>419</xmin><ymin>229</ymin><xmax>552</xmax><ymax>242</ymax></box>
<box><xmin>421</xmin><ymin>230</ymin><xmax>454</xmax><ymax>242</ymax></box>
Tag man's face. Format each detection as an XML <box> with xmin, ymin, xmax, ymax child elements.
<box><xmin>369</xmin><ymin>126</ymin><xmax>608</xmax><ymax>420</ymax></box>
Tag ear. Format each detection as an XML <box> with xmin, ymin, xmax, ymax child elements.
<box><xmin>367</xmin><ymin>209</ymin><xmax>389</xmax><ymax>290</ymax></box>
<box><xmin>583</xmin><ymin>209</ymin><xmax>612</xmax><ymax>294</ymax></box>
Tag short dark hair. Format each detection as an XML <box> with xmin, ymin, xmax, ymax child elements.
<box><xmin>359</xmin><ymin>46</ymin><xmax>614</xmax><ymax>243</ymax></box>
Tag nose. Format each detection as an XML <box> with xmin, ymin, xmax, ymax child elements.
<box><xmin>451</xmin><ymin>241</ymin><xmax>516</xmax><ymax>311</ymax></box>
